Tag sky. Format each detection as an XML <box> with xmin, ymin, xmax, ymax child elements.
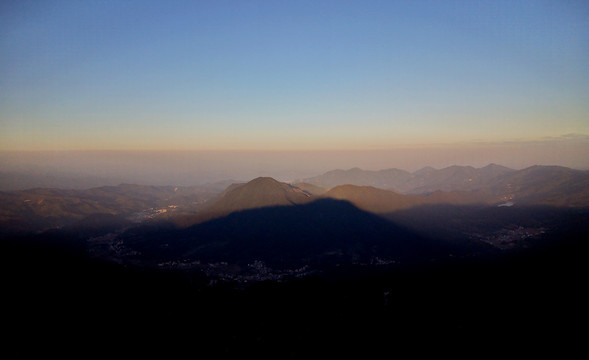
<box><xmin>1</xmin><ymin>0</ymin><xmax>588</xmax><ymax>151</ymax></box>
<box><xmin>0</xmin><ymin>1</ymin><xmax>588</xmax><ymax>186</ymax></box>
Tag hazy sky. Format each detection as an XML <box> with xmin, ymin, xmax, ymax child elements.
<box><xmin>1</xmin><ymin>0</ymin><xmax>588</xmax><ymax>152</ymax></box>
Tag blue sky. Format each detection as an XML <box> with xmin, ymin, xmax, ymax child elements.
<box><xmin>1</xmin><ymin>0</ymin><xmax>588</xmax><ymax>151</ymax></box>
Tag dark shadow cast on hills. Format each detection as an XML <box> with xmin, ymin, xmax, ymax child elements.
<box><xmin>123</xmin><ymin>198</ymin><xmax>454</xmax><ymax>269</ymax></box>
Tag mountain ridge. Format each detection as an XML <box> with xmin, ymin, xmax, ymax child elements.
<box><xmin>3</xmin><ymin>164</ymin><xmax>588</xmax><ymax>236</ymax></box>
<box><xmin>302</xmin><ymin>164</ymin><xmax>587</xmax><ymax>194</ymax></box>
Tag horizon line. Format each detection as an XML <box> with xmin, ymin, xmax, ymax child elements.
<box><xmin>2</xmin><ymin>133</ymin><xmax>589</xmax><ymax>153</ymax></box>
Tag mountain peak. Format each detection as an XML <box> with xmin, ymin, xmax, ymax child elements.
<box><xmin>250</xmin><ymin>176</ymin><xmax>279</xmax><ymax>182</ymax></box>
<box><xmin>201</xmin><ymin>176</ymin><xmax>311</xmax><ymax>218</ymax></box>
<box><xmin>247</xmin><ymin>176</ymin><xmax>282</xmax><ymax>187</ymax></box>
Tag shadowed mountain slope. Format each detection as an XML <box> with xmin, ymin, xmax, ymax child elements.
<box><xmin>123</xmin><ymin>199</ymin><xmax>456</xmax><ymax>269</ymax></box>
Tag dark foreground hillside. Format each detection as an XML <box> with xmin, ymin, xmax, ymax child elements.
<box><xmin>2</xmin><ymin>221</ymin><xmax>587</xmax><ymax>357</ymax></box>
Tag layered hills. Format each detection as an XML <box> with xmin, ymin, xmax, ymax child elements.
<box><xmin>3</xmin><ymin>164</ymin><xmax>588</xmax><ymax>237</ymax></box>
<box><xmin>302</xmin><ymin>163</ymin><xmax>516</xmax><ymax>193</ymax></box>
<box><xmin>0</xmin><ymin>184</ymin><xmax>217</xmax><ymax>235</ymax></box>
<box><xmin>301</xmin><ymin>167</ymin><xmax>414</xmax><ymax>192</ymax></box>
<box><xmin>302</xmin><ymin>164</ymin><xmax>589</xmax><ymax>207</ymax></box>
<box><xmin>179</xmin><ymin>164</ymin><xmax>589</xmax><ymax>229</ymax></box>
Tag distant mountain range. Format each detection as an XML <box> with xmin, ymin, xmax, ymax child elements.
<box><xmin>302</xmin><ymin>164</ymin><xmax>589</xmax><ymax>206</ymax></box>
<box><xmin>189</xmin><ymin>164</ymin><xmax>589</xmax><ymax>226</ymax></box>
<box><xmin>188</xmin><ymin>164</ymin><xmax>589</xmax><ymax>222</ymax></box>
<box><xmin>301</xmin><ymin>163</ymin><xmax>514</xmax><ymax>193</ymax></box>
<box><xmin>2</xmin><ymin>164</ymin><xmax>588</xmax><ymax>237</ymax></box>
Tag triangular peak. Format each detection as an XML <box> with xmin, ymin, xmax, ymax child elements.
<box><xmin>248</xmin><ymin>176</ymin><xmax>281</xmax><ymax>185</ymax></box>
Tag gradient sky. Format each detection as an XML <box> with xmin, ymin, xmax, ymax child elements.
<box><xmin>1</xmin><ymin>0</ymin><xmax>588</xmax><ymax>151</ymax></box>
